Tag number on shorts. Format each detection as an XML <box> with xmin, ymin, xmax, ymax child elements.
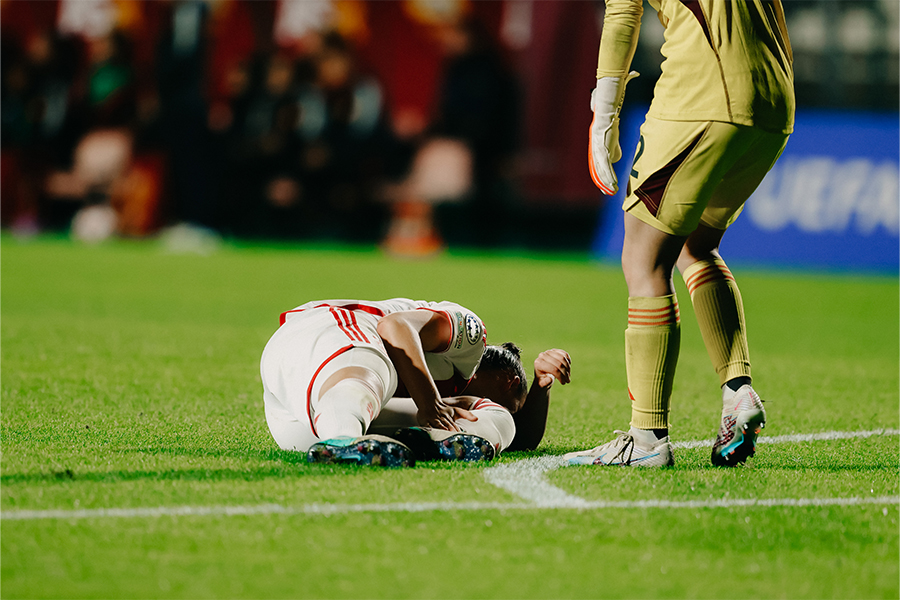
<box><xmin>631</xmin><ymin>135</ymin><xmax>645</xmax><ymax>179</ymax></box>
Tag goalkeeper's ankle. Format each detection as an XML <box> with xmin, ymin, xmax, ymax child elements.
<box><xmin>722</xmin><ymin>376</ymin><xmax>752</xmax><ymax>401</ymax></box>
<box><xmin>629</xmin><ymin>426</ymin><xmax>668</xmax><ymax>445</ymax></box>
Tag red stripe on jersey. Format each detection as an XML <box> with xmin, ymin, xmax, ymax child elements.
<box><xmin>306</xmin><ymin>344</ymin><xmax>355</xmax><ymax>437</ymax></box>
<box><xmin>471</xmin><ymin>398</ymin><xmax>505</xmax><ymax>411</ymax></box>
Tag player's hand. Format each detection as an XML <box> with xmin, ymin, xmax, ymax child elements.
<box><xmin>533</xmin><ymin>349</ymin><xmax>571</xmax><ymax>389</ymax></box>
<box><xmin>416</xmin><ymin>400</ymin><xmax>476</xmax><ymax>432</ymax></box>
<box><xmin>588</xmin><ymin>72</ymin><xmax>638</xmax><ymax>195</ymax></box>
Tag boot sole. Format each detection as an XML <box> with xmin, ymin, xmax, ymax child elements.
<box><xmin>392</xmin><ymin>428</ymin><xmax>496</xmax><ymax>462</ymax></box>
<box><xmin>307</xmin><ymin>436</ymin><xmax>415</xmax><ymax>467</ymax></box>
<box><xmin>712</xmin><ymin>409</ymin><xmax>765</xmax><ymax>467</ymax></box>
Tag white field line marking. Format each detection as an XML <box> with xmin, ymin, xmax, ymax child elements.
<box><xmin>2</xmin><ymin>428</ymin><xmax>898</xmax><ymax>522</ymax></box>
<box><xmin>484</xmin><ymin>456</ymin><xmax>590</xmax><ymax>507</ymax></box>
<box><xmin>3</xmin><ymin>496</ymin><xmax>897</xmax><ymax>522</ymax></box>
<box><xmin>485</xmin><ymin>428</ymin><xmax>900</xmax><ymax>505</ymax></box>
<box><xmin>673</xmin><ymin>428</ymin><xmax>900</xmax><ymax>449</ymax></box>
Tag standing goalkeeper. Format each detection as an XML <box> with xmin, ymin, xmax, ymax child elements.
<box><xmin>567</xmin><ymin>0</ymin><xmax>794</xmax><ymax>467</ymax></box>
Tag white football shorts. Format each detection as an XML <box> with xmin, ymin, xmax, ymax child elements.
<box><xmin>260</xmin><ymin>306</ymin><xmax>399</xmax><ymax>452</ymax></box>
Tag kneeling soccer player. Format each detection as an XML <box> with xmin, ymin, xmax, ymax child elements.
<box><xmin>260</xmin><ymin>298</ymin><xmax>571</xmax><ymax>466</ymax></box>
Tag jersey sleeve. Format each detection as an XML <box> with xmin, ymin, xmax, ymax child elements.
<box><xmin>469</xmin><ymin>398</ymin><xmax>517</xmax><ymax>452</ymax></box>
<box><xmin>596</xmin><ymin>0</ymin><xmax>643</xmax><ymax>78</ymax></box>
<box><xmin>421</xmin><ymin>302</ymin><xmax>486</xmax><ymax>381</ymax></box>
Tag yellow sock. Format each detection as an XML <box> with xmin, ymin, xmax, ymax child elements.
<box><xmin>682</xmin><ymin>258</ymin><xmax>751</xmax><ymax>386</ymax></box>
<box><xmin>626</xmin><ymin>295</ymin><xmax>680</xmax><ymax>430</ymax></box>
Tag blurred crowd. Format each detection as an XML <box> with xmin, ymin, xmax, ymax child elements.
<box><xmin>1</xmin><ymin>0</ymin><xmax>521</xmax><ymax>249</ymax></box>
<box><xmin>2</xmin><ymin>0</ymin><xmax>896</xmax><ymax>251</ymax></box>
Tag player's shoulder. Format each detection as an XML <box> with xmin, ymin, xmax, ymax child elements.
<box><xmin>429</xmin><ymin>302</ymin><xmax>485</xmax><ymax>346</ymax></box>
<box><xmin>427</xmin><ymin>300</ymin><xmax>481</xmax><ymax>319</ymax></box>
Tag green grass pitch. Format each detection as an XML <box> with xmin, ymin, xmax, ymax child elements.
<box><xmin>2</xmin><ymin>236</ymin><xmax>897</xmax><ymax>599</ymax></box>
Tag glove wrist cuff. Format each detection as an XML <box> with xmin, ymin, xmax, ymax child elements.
<box><xmin>592</xmin><ymin>71</ymin><xmax>639</xmax><ymax>113</ymax></box>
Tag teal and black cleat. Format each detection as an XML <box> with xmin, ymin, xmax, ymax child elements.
<box><xmin>391</xmin><ymin>427</ymin><xmax>496</xmax><ymax>462</ymax></box>
<box><xmin>307</xmin><ymin>434</ymin><xmax>415</xmax><ymax>467</ymax></box>
<box><xmin>711</xmin><ymin>385</ymin><xmax>766</xmax><ymax>467</ymax></box>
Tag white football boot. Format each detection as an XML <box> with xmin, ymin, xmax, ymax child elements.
<box><xmin>565</xmin><ymin>429</ymin><xmax>674</xmax><ymax>467</ymax></box>
<box><xmin>711</xmin><ymin>384</ymin><xmax>766</xmax><ymax>467</ymax></box>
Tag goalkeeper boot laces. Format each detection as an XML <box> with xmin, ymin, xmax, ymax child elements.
<box><xmin>711</xmin><ymin>384</ymin><xmax>766</xmax><ymax>467</ymax></box>
<box><xmin>307</xmin><ymin>434</ymin><xmax>415</xmax><ymax>467</ymax></box>
<box><xmin>391</xmin><ymin>427</ymin><xmax>496</xmax><ymax>462</ymax></box>
<box><xmin>564</xmin><ymin>430</ymin><xmax>674</xmax><ymax>467</ymax></box>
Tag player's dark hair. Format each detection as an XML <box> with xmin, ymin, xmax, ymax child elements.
<box><xmin>481</xmin><ymin>342</ymin><xmax>528</xmax><ymax>397</ymax></box>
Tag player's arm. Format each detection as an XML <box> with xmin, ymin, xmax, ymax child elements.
<box><xmin>506</xmin><ymin>349</ymin><xmax>571</xmax><ymax>452</ymax></box>
<box><xmin>589</xmin><ymin>0</ymin><xmax>643</xmax><ymax>195</ymax></box>
<box><xmin>377</xmin><ymin>310</ymin><xmax>475</xmax><ymax>432</ymax></box>
<box><xmin>596</xmin><ymin>0</ymin><xmax>643</xmax><ymax>79</ymax></box>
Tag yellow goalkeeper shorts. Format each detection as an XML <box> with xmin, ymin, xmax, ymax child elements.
<box><xmin>624</xmin><ymin>116</ymin><xmax>790</xmax><ymax>236</ymax></box>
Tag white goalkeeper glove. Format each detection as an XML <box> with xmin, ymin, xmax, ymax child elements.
<box><xmin>588</xmin><ymin>71</ymin><xmax>638</xmax><ymax>195</ymax></box>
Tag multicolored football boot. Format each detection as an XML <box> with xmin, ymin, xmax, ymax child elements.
<box><xmin>390</xmin><ymin>427</ymin><xmax>496</xmax><ymax>462</ymax></box>
<box><xmin>711</xmin><ymin>384</ymin><xmax>766</xmax><ymax>467</ymax></box>
<box><xmin>307</xmin><ymin>434</ymin><xmax>415</xmax><ymax>467</ymax></box>
<box><xmin>564</xmin><ymin>430</ymin><xmax>674</xmax><ymax>467</ymax></box>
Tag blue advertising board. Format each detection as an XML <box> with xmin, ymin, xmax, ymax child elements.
<box><xmin>592</xmin><ymin>109</ymin><xmax>899</xmax><ymax>273</ymax></box>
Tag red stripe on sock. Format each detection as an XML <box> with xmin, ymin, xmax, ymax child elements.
<box><xmin>628</xmin><ymin>305</ymin><xmax>680</xmax><ymax>326</ymax></box>
<box><xmin>686</xmin><ymin>265</ymin><xmax>735</xmax><ymax>294</ymax></box>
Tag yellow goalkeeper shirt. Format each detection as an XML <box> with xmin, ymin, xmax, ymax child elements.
<box><xmin>598</xmin><ymin>0</ymin><xmax>795</xmax><ymax>134</ymax></box>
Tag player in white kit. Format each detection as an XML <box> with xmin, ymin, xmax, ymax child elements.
<box><xmin>260</xmin><ymin>298</ymin><xmax>570</xmax><ymax>466</ymax></box>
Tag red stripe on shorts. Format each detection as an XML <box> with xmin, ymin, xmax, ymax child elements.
<box><xmin>330</xmin><ymin>308</ymin><xmax>370</xmax><ymax>343</ymax></box>
<box><xmin>307</xmin><ymin>344</ymin><xmax>355</xmax><ymax>438</ymax></box>
<box><xmin>280</xmin><ymin>302</ymin><xmax>386</xmax><ymax>326</ymax></box>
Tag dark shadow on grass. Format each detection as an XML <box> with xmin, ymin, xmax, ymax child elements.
<box><xmin>1</xmin><ymin>445</ymin><xmax>476</xmax><ymax>485</ymax></box>
<box><xmin>1</xmin><ymin>467</ymin><xmax>307</xmax><ymax>485</ymax></box>
<box><xmin>113</xmin><ymin>446</ymin><xmax>309</xmax><ymax>463</ymax></box>
<box><xmin>1</xmin><ymin>446</ymin><xmax>311</xmax><ymax>485</ymax></box>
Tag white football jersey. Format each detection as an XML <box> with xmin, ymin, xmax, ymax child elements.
<box><xmin>280</xmin><ymin>298</ymin><xmax>487</xmax><ymax>396</ymax></box>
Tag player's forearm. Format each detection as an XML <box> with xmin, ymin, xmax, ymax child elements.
<box><xmin>378</xmin><ymin>319</ymin><xmax>442</xmax><ymax>410</ymax></box>
<box><xmin>507</xmin><ymin>382</ymin><xmax>550</xmax><ymax>452</ymax></box>
<box><xmin>596</xmin><ymin>0</ymin><xmax>643</xmax><ymax>78</ymax></box>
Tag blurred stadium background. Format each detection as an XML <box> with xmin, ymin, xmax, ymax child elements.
<box><xmin>1</xmin><ymin>0</ymin><xmax>898</xmax><ymax>267</ymax></box>
<box><xmin>2</xmin><ymin>4</ymin><xmax>897</xmax><ymax>597</ymax></box>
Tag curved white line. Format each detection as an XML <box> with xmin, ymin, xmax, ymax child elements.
<box><xmin>485</xmin><ymin>427</ymin><xmax>900</xmax><ymax>502</ymax></box>
<box><xmin>483</xmin><ymin>456</ymin><xmax>589</xmax><ymax>507</ymax></box>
